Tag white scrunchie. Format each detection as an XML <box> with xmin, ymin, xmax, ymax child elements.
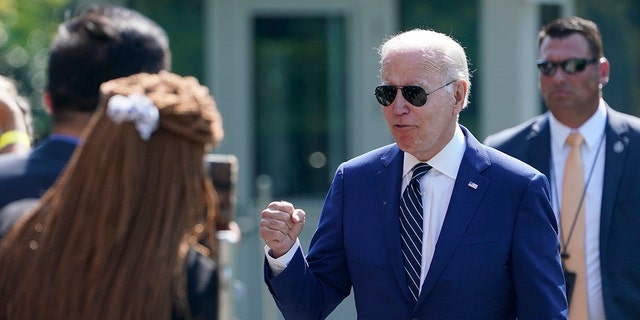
<box><xmin>106</xmin><ymin>94</ymin><xmax>159</xmax><ymax>140</ymax></box>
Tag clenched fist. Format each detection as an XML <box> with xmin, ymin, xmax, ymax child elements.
<box><xmin>260</xmin><ymin>200</ymin><xmax>306</xmax><ymax>258</ymax></box>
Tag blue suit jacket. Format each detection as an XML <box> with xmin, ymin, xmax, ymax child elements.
<box><xmin>485</xmin><ymin>106</ymin><xmax>640</xmax><ymax>319</ymax></box>
<box><xmin>0</xmin><ymin>137</ymin><xmax>76</xmax><ymax>209</ymax></box>
<box><xmin>265</xmin><ymin>125</ymin><xmax>568</xmax><ymax>319</ymax></box>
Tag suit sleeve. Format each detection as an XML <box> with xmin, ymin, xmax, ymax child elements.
<box><xmin>263</xmin><ymin>165</ymin><xmax>351</xmax><ymax>320</ymax></box>
<box><xmin>512</xmin><ymin>173</ymin><xmax>568</xmax><ymax>319</ymax></box>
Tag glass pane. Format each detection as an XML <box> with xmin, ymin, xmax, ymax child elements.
<box><xmin>132</xmin><ymin>0</ymin><xmax>205</xmax><ymax>81</ymax></box>
<box><xmin>400</xmin><ymin>0</ymin><xmax>480</xmax><ymax>133</ymax></box>
<box><xmin>254</xmin><ymin>16</ymin><xmax>346</xmax><ymax>197</ymax></box>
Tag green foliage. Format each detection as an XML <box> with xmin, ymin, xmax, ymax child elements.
<box><xmin>0</xmin><ymin>0</ymin><xmax>71</xmax><ymax>139</ymax></box>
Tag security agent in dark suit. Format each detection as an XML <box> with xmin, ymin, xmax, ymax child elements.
<box><xmin>0</xmin><ymin>4</ymin><xmax>170</xmax><ymax>209</ymax></box>
<box><xmin>485</xmin><ymin>16</ymin><xmax>640</xmax><ymax>319</ymax></box>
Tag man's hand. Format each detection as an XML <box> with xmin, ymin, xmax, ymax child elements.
<box><xmin>260</xmin><ymin>200</ymin><xmax>306</xmax><ymax>258</ymax></box>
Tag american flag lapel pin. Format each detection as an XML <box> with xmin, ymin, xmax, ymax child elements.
<box><xmin>467</xmin><ymin>181</ymin><xmax>478</xmax><ymax>189</ymax></box>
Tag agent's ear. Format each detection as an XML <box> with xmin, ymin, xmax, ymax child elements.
<box><xmin>598</xmin><ymin>57</ymin><xmax>610</xmax><ymax>88</ymax></box>
<box><xmin>43</xmin><ymin>90</ymin><xmax>53</xmax><ymax>115</ymax></box>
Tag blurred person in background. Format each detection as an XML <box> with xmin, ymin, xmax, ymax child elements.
<box><xmin>0</xmin><ymin>4</ymin><xmax>170</xmax><ymax>209</ymax></box>
<box><xmin>0</xmin><ymin>75</ymin><xmax>33</xmax><ymax>154</ymax></box>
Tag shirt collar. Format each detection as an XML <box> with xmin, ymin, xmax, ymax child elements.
<box><xmin>549</xmin><ymin>99</ymin><xmax>607</xmax><ymax>151</ymax></box>
<box><xmin>403</xmin><ymin>125</ymin><xmax>465</xmax><ymax>179</ymax></box>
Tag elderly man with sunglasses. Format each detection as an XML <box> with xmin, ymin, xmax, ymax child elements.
<box><xmin>485</xmin><ymin>16</ymin><xmax>640</xmax><ymax>320</ymax></box>
<box><xmin>260</xmin><ymin>28</ymin><xmax>567</xmax><ymax>319</ymax></box>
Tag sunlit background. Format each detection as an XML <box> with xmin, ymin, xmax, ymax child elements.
<box><xmin>1</xmin><ymin>0</ymin><xmax>638</xmax><ymax>319</ymax></box>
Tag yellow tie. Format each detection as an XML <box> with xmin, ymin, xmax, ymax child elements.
<box><xmin>561</xmin><ymin>132</ymin><xmax>587</xmax><ymax>319</ymax></box>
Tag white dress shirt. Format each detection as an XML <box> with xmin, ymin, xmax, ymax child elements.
<box><xmin>402</xmin><ymin>125</ymin><xmax>465</xmax><ymax>292</ymax></box>
<box><xmin>549</xmin><ymin>100</ymin><xmax>607</xmax><ymax>320</ymax></box>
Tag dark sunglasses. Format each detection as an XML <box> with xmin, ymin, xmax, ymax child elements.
<box><xmin>374</xmin><ymin>81</ymin><xmax>455</xmax><ymax>107</ymax></box>
<box><xmin>536</xmin><ymin>58</ymin><xmax>598</xmax><ymax>76</ymax></box>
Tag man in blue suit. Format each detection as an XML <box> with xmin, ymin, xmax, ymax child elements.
<box><xmin>0</xmin><ymin>5</ymin><xmax>170</xmax><ymax>209</ymax></box>
<box><xmin>260</xmin><ymin>29</ymin><xmax>568</xmax><ymax>319</ymax></box>
<box><xmin>485</xmin><ymin>17</ymin><xmax>640</xmax><ymax>319</ymax></box>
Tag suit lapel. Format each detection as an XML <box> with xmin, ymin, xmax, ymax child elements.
<box><xmin>375</xmin><ymin>145</ymin><xmax>414</xmax><ymax>303</ymax></box>
<box><xmin>600</xmin><ymin>108</ymin><xmax>629</xmax><ymax>250</ymax></box>
<box><xmin>418</xmin><ymin>126</ymin><xmax>490</xmax><ymax>303</ymax></box>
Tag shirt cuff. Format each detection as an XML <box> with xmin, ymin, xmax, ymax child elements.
<box><xmin>264</xmin><ymin>238</ymin><xmax>301</xmax><ymax>276</ymax></box>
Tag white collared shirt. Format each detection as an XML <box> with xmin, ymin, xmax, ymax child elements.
<box><xmin>549</xmin><ymin>99</ymin><xmax>607</xmax><ymax>320</ymax></box>
<box><xmin>402</xmin><ymin>125</ymin><xmax>465</xmax><ymax>293</ymax></box>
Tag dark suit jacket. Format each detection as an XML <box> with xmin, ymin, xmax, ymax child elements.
<box><xmin>0</xmin><ymin>137</ymin><xmax>77</xmax><ymax>209</ymax></box>
<box><xmin>265</xmin><ymin>125</ymin><xmax>568</xmax><ymax>320</ymax></box>
<box><xmin>484</xmin><ymin>106</ymin><xmax>640</xmax><ymax>319</ymax></box>
<box><xmin>0</xmin><ymin>199</ymin><xmax>218</xmax><ymax>320</ymax></box>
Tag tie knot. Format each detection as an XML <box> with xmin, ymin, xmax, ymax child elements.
<box><xmin>411</xmin><ymin>163</ymin><xmax>432</xmax><ymax>181</ymax></box>
<box><xmin>566</xmin><ymin>132</ymin><xmax>584</xmax><ymax>149</ymax></box>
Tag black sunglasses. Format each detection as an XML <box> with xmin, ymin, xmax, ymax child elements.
<box><xmin>374</xmin><ymin>81</ymin><xmax>455</xmax><ymax>107</ymax></box>
<box><xmin>536</xmin><ymin>58</ymin><xmax>598</xmax><ymax>76</ymax></box>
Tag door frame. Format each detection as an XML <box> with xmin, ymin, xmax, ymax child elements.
<box><xmin>205</xmin><ymin>0</ymin><xmax>396</xmax><ymax>212</ymax></box>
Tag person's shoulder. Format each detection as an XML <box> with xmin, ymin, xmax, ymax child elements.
<box><xmin>483</xmin><ymin>144</ymin><xmax>533</xmax><ymax>167</ymax></box>
<box><xmin>0</xmin><ymin>152</ymin><xmax>30</xmax><ymax>187</ymax></box>
<box><xmin>334</xmin><ymin>143</ymin><xmax>400</xmax><ymax>177</ymax></box>
<box><xmin>464</xmin><ymin>125</ymin><xmax>540</xmax><ymax>176</ymax></box>
<box><xmin>183</xmin><ymin>248</ymin><xmax>217</xmax><ymax>320</ymax></box>
<box><xmin>0</xmin><ymin>145</ymin><xmax>65</xmax><ymax>207</ymax></box>
<box><xmin>29</xmin><ymin>138</ymin><xmax>77</xmax><ymax>162</ymax></box>
<box><xmin>344</xmin><ymin>143</ymin><xmax>398</xmax><ymax>166</ymax></box>
<box><xmin>484</xmin><ymin>114</ymin><xmax>548</xmax><ymax>148</ymax></box>
<box><xmin>0</xmin><ymin>151</ymin><xmax>29</xmax><ymax>169</ymax></box>
<box><xmin>0</xmin><ymin>143</ymin><xmax>63</xmax><ymax>183</ymax></box>
<box><xmin>185</xmin><ymin>248</ymin><xmax>216</xmax><ymax>275</ymax></box>
<box><xmin>4</xmin><ymin>138</ymin><xmax>76</xmax><ymax>179</ymax></box>
<box><xmin>607</xmin><ymin>107</ymin><xmax>640</xmax><ymax>134</ymax></box>
<box><xmin>473</xmin><ymin>132</ymin><xmax>544</xmax><ymax>178</ymax></box>
<box><xmin>0</xmin><ymin>198</ymin><xmax>39</xmax><ymax>238</ymax></box>
<box><xmin>0</xmin><ymin>137</ymin><xmax>72</xmax><ymax>167</ymax></box>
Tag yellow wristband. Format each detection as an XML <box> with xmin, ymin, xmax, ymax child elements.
<box><xmin>0</xmin><ymin>130</ymin><xmax>31</xmax><ymax>150</ymax></box>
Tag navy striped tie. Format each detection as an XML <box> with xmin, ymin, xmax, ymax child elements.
<box><xmin>400</xmin><ymin>162</ymin><xmax>431</xmax><ymax>302</ymax></box>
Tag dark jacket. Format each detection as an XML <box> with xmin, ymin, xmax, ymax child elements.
<box><xmin>484</xmin><ymin>106</ymin><xmax>640</xmax><ymax>319</ymax></box>
<box><xmin>0</xmin><ymin>137</ymin><xmax>76</xmax><ymax>209</ymax></box>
